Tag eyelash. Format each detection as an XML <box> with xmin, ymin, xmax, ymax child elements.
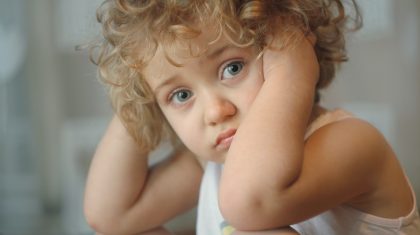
<box><xmin>220</xmin><ymin>60</ymin><xmax>246</xmax><ymax>80</ymax></box>
<box><xmin>167</xmin><ymin>88</ymin><xmax>193</xmax><ymax>106</ymax></box>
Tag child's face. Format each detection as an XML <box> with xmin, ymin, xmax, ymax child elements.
<box><xmin>144</xmin><ymin>32</ymin><xmax>264</xmax><ymax>163</ymax></box>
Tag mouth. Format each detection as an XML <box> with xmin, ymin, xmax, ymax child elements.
<box><xmin>215</xmin><ymin>129</ymin><xmax>236</xmax><ymax>151</ymax></box>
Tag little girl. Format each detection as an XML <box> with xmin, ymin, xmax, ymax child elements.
<box><xmin>84</xmin><ymin>0</ymin><xmax>420</xmax><ymax>234</ymax></box>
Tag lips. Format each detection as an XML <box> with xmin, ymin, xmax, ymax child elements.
<box><xmin>215</xmin><ymin>129</ymin><xmax>236</xmax><ymax>150</ymax></box>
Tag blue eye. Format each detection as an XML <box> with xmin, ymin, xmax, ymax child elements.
<box><xmin>222</xmin><ymin>61</ymin><xmax>244</xmax><ymax>80</ymax></box>
<box><xmin>170</xmin><ymin>89</ymin><xmax>193</xmax><ymax>104</ymax></box>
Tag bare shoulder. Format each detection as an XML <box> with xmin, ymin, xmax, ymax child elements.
<box><xmin>305</xmin><ymin>117</ymin><xmax>390</xmax><ymax>169</ymax></box>
<box><xmin>304</xmin><ymin>117</ymin><xmax>413</xmax><ymax>216</ymax></box>
<box><xmin>300</xmin><ymin>117</ymin><xmax>393</xmax><ymax>202</ymax></box>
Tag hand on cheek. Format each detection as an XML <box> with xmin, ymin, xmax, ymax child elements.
<box><xmin>262</xmin><ymin>32</ymin><xmax>319</xmax><ymax>88</ymax></box>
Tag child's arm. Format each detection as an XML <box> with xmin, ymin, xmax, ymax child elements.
<box><xmin>96</xmin><ymin>227</ymin><xmax>174</xmax><ymax>235</ymax></box>
<box><xmin>84</xmin><ymin>115</ymin><xmax>203</xmax><ymax>234</ymax></box>
<box><xmin>219</xmin><ymin>33</ymin><xmax>389</xmax><ymax>230</ymax></box>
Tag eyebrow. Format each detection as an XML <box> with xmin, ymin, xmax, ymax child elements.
<box><xmin>153</xmin><ymin>75</ymin><xmax>177</xmax><ymax>95</ymax></box>
<box><xmin>206</xmin><ymin>44</ymin><xmax>236</xmax><ymax>59</ymax></box>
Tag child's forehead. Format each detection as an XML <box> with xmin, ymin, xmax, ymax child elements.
<box><xmin>143</xmin><ymin>31</ymin><xmax>238</xmax><ymax>77</ymax></box>
<box><xmin>162</xmin><ymin>29</ymin><xmax>231</xmax><ymax>58</ymax></box>
<box><xmin>142</xmin><ymin>26</ymin><xmax>240</xmax><ymax>70</ymax></box>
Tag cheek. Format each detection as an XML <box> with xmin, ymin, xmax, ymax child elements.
<box><xmin>162</xmin><ymin>112</ymin><xmax>188</xmax><ymax>140</ymax></box>
<box><xmin>162</xmin><ymin>111</ymin><xmax>202</xmax><ymax>152</ymax></box>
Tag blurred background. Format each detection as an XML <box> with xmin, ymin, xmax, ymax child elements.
<box><xmin>0</xmin><ymin>0</ymin><xmax>419</xmax><ymax>234</ymax></box>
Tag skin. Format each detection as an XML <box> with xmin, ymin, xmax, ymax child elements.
<box><xmin>143</xmin><ymin>32</ymin><xmax>265</xmax><ymax>164</ymax></box>
<box><xmin>96</xmin><ymin>227</ymin><xmax>174</xmax><ymax>235</ymax></box>
<box><xmin>84</xmin><ymin>117</ymin><xmax>202</xmax><ymax>234</ymax></box>
<box><xmin>84</xmin><ymin>28</ymin><xmax>414</xmax><ymax>234</ymax></box>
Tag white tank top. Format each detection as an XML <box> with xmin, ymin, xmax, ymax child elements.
<box><xmin>196</xmin><ymin>109</ymin><xmax>420</xmax><ymax>235</ymax></box>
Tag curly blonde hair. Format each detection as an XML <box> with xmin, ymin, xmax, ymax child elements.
<box><xmin>91</xmin><ymin>0</ymin><xmax>361</xmax><ymax>153</ymax></box>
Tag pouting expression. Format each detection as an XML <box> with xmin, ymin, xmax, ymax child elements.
<box><xmin>143</xmin><ymin>32</ymin><xmax>264</xmax><ymax>163</ymax></box>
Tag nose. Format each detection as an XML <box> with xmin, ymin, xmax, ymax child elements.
<box><xmin>204</xmin><ymin>95</ymin><xmax>237</xmax><ymax>126</ymax></box>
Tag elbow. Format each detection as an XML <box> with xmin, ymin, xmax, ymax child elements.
<box><xmin>84</xmin><ymin>203</ymin><xmax>131</xmax><ymax>235</ymax></box>
<box><xmin>219</xmin><ymin>186</ymin><xmax>267</xmax><ymax>231</ymax></box>
<box><xmin>219</xmin><ymin>185</ymin><xmax>291</xmax><ymax>231</ymax></box>
<box><xmin>84</xmin><ymin>213</ymin><xmax>106</xmax><ymax>234</ymax></box>
<box><xmin>84</xmin><ymin>204</ymin><xmax>117</xmax><ymax>234</ymax></box>
<box><xmin>84</xmin><ymin>203</ymin><xmax>156</xmax><ymax>235</ymax></box>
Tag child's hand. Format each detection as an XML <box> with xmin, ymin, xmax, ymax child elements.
<box><xmin>262</xmin><ymin>32</ymin><xmax>319</xmax><ymax>88</ymax></box>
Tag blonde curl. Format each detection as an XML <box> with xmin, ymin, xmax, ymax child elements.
<box><xmin>90</xmin><ymin>0</ymin><xmax>361</xmax><ymax>152</ymax></box>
